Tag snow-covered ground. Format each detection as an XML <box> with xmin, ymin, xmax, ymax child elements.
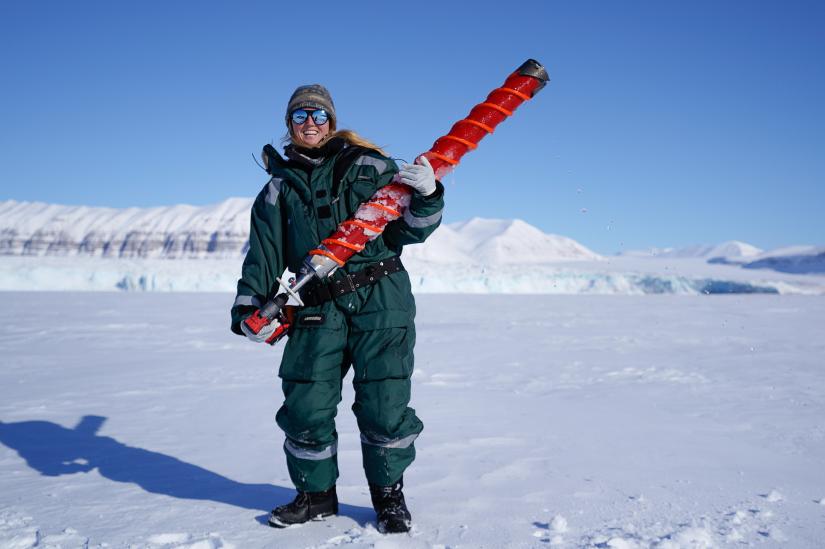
<box><xmin>2</xmin><ymin>292</ymin><xmax>824</xmax><ymax>548</ymax></box>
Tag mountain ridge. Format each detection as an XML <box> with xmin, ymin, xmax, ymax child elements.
<box><xmin>0</xmin><ymin>198</ymin><xmax>253</xmax><ymax>259</ymax></box>
<box><xmin>1</xmin><ymin>199</ymin><xmax>820</xmax><ymax>269</ymax></box>
<box><xmin>0</xmin><ymin>199</ymin><xmax>602</xmax><ymax>263</ymax></box>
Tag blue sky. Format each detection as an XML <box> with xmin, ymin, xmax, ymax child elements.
<box><xmin>1</xmin><ymin>1</ymin><xmax>823</xmax><ymax>254</ymax></box>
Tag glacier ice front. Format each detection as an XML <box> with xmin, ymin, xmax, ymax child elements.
<box><xmin>0</xmin><ymin>255</ymin><xmax>820</xmax><ymax>294</ymax></box>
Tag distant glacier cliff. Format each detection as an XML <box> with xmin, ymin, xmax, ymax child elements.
<box><xmin>0</xmin><ymin>198</ymin><xmax>253</xmax><ymax>259</ymax></box>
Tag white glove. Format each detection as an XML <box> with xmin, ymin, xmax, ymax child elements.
<box><xmin>395</xmin><ymin>155</ymin><xmax>436</xmax><ymax>196</ymax></box>
<box><xmin>240</xmin><ymin>317</ymin><xmax>281</xmax><ymax>343</ymax></box>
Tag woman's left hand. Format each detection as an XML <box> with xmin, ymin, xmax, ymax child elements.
<box><xmin>395</xmin><ymin>156</ymin><xmax>436</xmax><ymax>196</ymax></box>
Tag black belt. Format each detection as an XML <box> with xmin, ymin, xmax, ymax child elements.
<box><xmin>301</xmin><ymin>256</ymin><xmax>405</xmax><ymax>307</ymax></box>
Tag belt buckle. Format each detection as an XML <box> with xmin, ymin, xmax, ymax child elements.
<box><xmin>344</xmin><ymin>272</ymin><xmax>357</xmax><ymax>292</ymax></box>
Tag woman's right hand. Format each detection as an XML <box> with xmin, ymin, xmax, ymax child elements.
<box><xmin>241</xmin><ymin>312</ymin><xmax>287</xmax><ymax>343</ymax></box>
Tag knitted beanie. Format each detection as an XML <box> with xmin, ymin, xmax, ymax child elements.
<box><xmin>285</xmin><ymin>84</ymin><xmax>336</xmax><ymax>128</ymax></box>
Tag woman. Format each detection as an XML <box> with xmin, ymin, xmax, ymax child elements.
<box><xmin>230</xmin><ymin>84</ymin><xmax>444</xmax><ymax>533</ymax></box>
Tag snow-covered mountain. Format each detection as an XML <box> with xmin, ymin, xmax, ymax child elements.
<box><xmin>741</xmin><ymin>245</ymin><xmax>825</xmax><ymax>274</ymax></box>
<box><xmin>622</xmin><ymin>240</ymin><xmax>763</xmax><ymax>260</ymax></box>
<box><xmin>623</xmin><ymin>240</ymin><xmax>825</xmax><ymax>274</ymax></box>
<box><xmin>455</xmin><ymin>218</ymin><xmax>601</xmax><ymax>263</ymax></box>
<box><xmin>0</xmin><ymin>198</ymin><xmax>253</xmax><ymax>259</ymax></box>
<box><xmin>0</xmin><ymin>199</ymin><xmax>599</xmax><ymax>263</ymax></box>
<box><xmin>403</xmin><ymin>218</ymin><xmax>602</xmax><ymax>264</ymax></box>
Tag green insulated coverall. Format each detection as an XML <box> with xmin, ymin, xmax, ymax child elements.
<box><xmin>231</xmin><ymin>137</ymin><xmax>444</xmax><ymax>492</ymax></box>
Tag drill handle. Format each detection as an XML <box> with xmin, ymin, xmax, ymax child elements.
<box><xmin>259</xmin><ymin>293</ymin><xmax>289</xmax><ymax>322</ymax></box>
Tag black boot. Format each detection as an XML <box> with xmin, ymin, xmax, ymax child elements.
<box><xmin>369</xmin><ymin>478</ymin><xmax>412</xmax><ymax>534</ymax></box>
<box><xmin>268</xmin><ymin>485</ymin><xmax>338</xmax><ymax>528</ymax></box>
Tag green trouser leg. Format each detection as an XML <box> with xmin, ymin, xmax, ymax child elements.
<box><xmin>276</xmin><ymin>303</ymin><xmax>348</xmax><ymax>493</ymax></box>
<box><xmin>275</xmin><ymin>378</ymin><xmax>343</xmax><ymax>492</ymax></box>
<box><xmin>348</xmin><ymin>324</ymin><xmax>423</xmax><ymax>486</ymax></box>
<box><xmin>275</xmin><ymin>298</ymin><xmax>423</xmax><ymax>490</ymax></box>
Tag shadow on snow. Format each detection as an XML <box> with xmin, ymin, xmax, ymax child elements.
<box><xmin>0</xmin><ymin>415</ymin><xmax>373</xmax><ymax>525</ymax></box>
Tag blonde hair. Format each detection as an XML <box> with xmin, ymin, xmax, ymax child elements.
<box><xmin>327</xmin><ymin>130</ymin><xmax>387</xmax><ymax>157</ymax></box>
<box><xmin>286</xmin><ymin>123</ymin><xmax>387</xmax><ymax>157</ymax></box>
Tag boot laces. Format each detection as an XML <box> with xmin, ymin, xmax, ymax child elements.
<box><xmin>275</xmin><ymin>491</ymin><xmax>308</xmax><ymax>512</ymax></box>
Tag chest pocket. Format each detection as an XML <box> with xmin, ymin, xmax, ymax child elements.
<box><xmin>346</xmin><ymin>176</ymin><xmax>377</xmax><ymax>212</ymax></box>
<box><xmin>280</xmin><ymin>184</ymin><xmax>319</xmax><ymax>270</ymax></box>
<box><xmin>344</xmin><ymin>158</ymin><xmax>386</xmax><ymax>213</ymax></box>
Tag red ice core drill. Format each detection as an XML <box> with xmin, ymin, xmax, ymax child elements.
<box><xmin>245</xmin><ymin>59</ymin><xmax>550</xmax><ymax>343</ymax></box>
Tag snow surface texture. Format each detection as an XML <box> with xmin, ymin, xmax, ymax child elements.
<box><xmin>2</xmin><ymin>293</ymin><xmax>825</xmax><ymax>547</ymax></box>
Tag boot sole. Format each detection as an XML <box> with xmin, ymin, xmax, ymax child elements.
<box><xmin>268</xmin><ymin>510</ymin><xmax>337</xmax><ymax>529</ymax></box>
<box><xmin>377</xmin><ymin>518</ymin><xmax>412</xmax><ymax>534</ymax></box>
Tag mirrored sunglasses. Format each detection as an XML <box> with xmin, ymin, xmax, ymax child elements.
<box><xmin>290</xmin><ymin>109</ymin><xmax>329</xmax><ymax>125</ymax></box>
